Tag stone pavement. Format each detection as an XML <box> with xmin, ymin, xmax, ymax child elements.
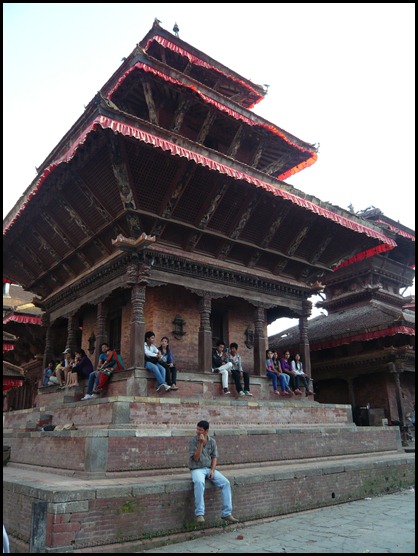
<box><xmin>138</xmin><ymin>488</ymin><xmax>415</xmax><ymax>553</ymax></box>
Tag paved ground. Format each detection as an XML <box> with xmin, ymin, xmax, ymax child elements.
<box><xmin>138</xmin><ymin>488</ymin><xmax>415</xmax><ymax>553</ymax></box>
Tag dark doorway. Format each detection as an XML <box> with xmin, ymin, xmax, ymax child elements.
<box><xmin>109</xmin><ymin>310</ymin><xmax>122</xmax><ymax>352</ymax></box>
<box><xmin>211</xmin><ymin>309</ymin><xmax>228</xmax><ymax>348</ymax></box>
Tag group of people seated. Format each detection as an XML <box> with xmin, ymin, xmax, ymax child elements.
<box><xmin>42</xmin><ymin>343</ymin><xmax>124</xmax><ymax>400</ymax></box>
<box><xmin>42</xmin><ymin>336</ymin><xmax>313</xmax><ymax>400</ymax></box>
<box><xmin>266</xmin><ymin>349</ymin><xmax>314</xmax><ymax>397</ymax></box>
<box><xmin>42</xmin><ymin>347</ymin><xmax>95</xmax><ymax>390</ymax></box>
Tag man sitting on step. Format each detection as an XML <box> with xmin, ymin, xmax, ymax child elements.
<box><xmin>189</xmin><ymin>420</ymin><xmax>239</xmax><ymax>525</ymax></box>
<box><xmin>212</xmin><ymin>340</ymin><xmax>233</xmax><ymax>395</ymax></box>
<box><xmin>227</xmin><ymin>342</ymin><xmax>253</xmax><ymax>397</ymax></box>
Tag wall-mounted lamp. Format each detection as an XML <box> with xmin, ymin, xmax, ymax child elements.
<box><xmin>88</xmin><ymin>332</ymin><xmax>96</xmax><ymax>355</ymax></box>
<box><xmin>172</xmin><ymin>315</ymin><xmax>186</xmax><ymax>340</ymax></box>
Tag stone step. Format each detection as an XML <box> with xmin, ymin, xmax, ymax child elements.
<box><xmin>34</xmin><ymin>368</ymin><xmax>315</xmax><ymax>405</ymax></box>
<box><xmin>3</xmin><ymin>424</ymin><xmax>402</xmax><ymax>476</ymax></box>
<box><xmin>3</xmin><ymin>450</ymin><xmax>415</xmax><ymax>553</ymax></box>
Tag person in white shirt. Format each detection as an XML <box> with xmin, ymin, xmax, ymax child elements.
<box><xmin>291</xmin><ymin>353</ymin><xmax>314</xmax><ymax>396</ymax></box>
<box><xmin>144</xmin><ymin>331</ymin><xmax>171</xmax><ymax>392</ymax></box>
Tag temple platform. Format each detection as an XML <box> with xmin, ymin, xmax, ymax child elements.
<box><xmin>3</xmin><ymin>370</ymin><xmax>415</xmax><ymax>553</ymax></box>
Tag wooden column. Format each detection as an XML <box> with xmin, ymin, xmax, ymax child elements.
<box><xmin>94</xmin><ymin>300</ymin><xmax>108</xmax><ymax>368</ymax></box>
<box><xmin>198</xmin><ymin>294</ymin><xmax>212</xmax><ymax>373</ymax></box>
<box><xmin>253</xmin><ymin>306</ymin><xmax>266</xmax><ymax>375</ymax></box>
<box><xmin>42</xmin><ymin>313</ymin><xmax>55</xmax><ymax>368</ymax></box>
<box><xmin>127</xmin><ymin>261</ymin><xmax>150</xmax><ymax>368</ymax></box>
<box><xmin>393</xmin><ymin>369</ymin><xmax>406</xmax><ymax>427</ymax></box>
<box><xmin>299</xmin><ymin>298</ymin><xmax>312</xmax><ymax>377</ymax></box>
<box><xmin>65</xmin><ymin>314</ymin><xmax>78</xmax><ymax>354</ymax></box>
<box><xmin>110</xmin><ymin>232</ymin><xmax>157</xmax><ymax>368</ymax></box>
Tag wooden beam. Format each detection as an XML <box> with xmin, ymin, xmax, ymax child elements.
<box><xmin>141</xmin><ymin>79</ymin><xmax>159</xmax><ymax>126</ymax></box>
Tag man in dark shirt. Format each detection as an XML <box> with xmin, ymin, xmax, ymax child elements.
<box><xmin>189</xmin><ymin>420</ymin><xmax>238</xmax><ymax>524</ymax></box>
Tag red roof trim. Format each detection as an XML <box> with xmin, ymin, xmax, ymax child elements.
<box><xmin>3</xmin><ymin>343</ymin><xmax>15</xmax><ymax>352</ymax></box>
<box><xmin>3</xmin><ymin>377</ymin><xmax>25</xmax><ymax>392</ymax></box>
<box><xmin>144</xmin><ymin>35</ymin><xmax>264</xmax><ymax>108</ymax></box>
<box><xmin>310</xmin><ymin>325</ymin><xmax>415</xmax><ymax>351</ymax></box>
<box><xmin>108</xmin><ymin>62</ymin><xmax>318</xmax><ymax>173</ymax></box>
<box><xmin>107</xmin><ymin>62</ymin><xmax>318</xmax><ymax>178</ymax></box>
<box><xmin>3</xmin><ymin>314</ymin><xmax>42</xmax><ymax>325</ymax></box>
<box><xmin>3</xmin><ymin>117</ymin><xmax>396</xmax><ymax>269</ymax></box>
<box><xmin>375</xmin><ymin>219</ymin><xmax>415</xmax><ymax>242</ymax></box>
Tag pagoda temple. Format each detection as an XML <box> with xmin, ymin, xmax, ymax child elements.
<box><xmin>3</xmin><ymin>20</ymin><xmax>397</xmax><ymax>378</ymax></box>
<box><xmin>3</xmin><ymin>22</ymin><xmax>413</xmax><ymax>553</ymax></box>
<box><xmin>270</xmin><ymin>207</ymin><xmax>415</xmax><ymax>434</ymax></box>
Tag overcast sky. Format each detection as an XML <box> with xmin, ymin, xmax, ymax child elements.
<box><xmin>3</xmin><ymin>3</ymin><xmax>415</xmax><ymax>333</ymax></box>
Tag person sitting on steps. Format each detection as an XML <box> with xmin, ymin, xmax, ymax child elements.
<box><xmin>291</xmin><ymin>353</ymin><xmax>314</xmax><ymax>396</ymax></box>
<box><xmin>189</xmin><ymin>419</ymin><xmax>239</xmax><ymax>524</ymax></box>
<box><xmin>212</xmin><ymin>340</ymin><xmax>233</xmax><ymax>395</ymax></box>
<box><xmin>227</xmin><ymin>342</ymin><xmax>253</xmax><ymax>397</ymax></box>
<box><xmin>158</xmin><ymin>336</ymin><xmax>178</xmax><ymax>390</ymax></box>
<box><xmin>266</xmin><ymin>349</ymin><xmax>293</xmax><ymax>397</ymax></box>
<box><xmin>144</xmin><ymin>331</ymin><xmax>171</xmax><ymax>393</ymax></box>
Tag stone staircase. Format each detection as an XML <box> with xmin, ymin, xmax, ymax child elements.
<box><xmin>3</xmin><ymin>369</ymin><xmax>415</xmax><ymax>553</ymax></box>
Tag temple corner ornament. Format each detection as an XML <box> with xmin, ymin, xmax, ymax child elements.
<box><xmin>111</xmin><ymin>232</ymin><xmax>156</xmax><ymax>253</ymax></box>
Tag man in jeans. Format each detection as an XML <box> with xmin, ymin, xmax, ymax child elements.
<box><xmin>212</xmin><ymin>340</ymin><xmax>233</xmax><ymax>395</ymax></box>
<box><xmin>189</xmin><ymin>420</ymin><xmax>238</xmax><ymax>524</ymax></box>
<box><xmin>227</xmin><ymin>342</ymin><xmax>253</xmax><ymax>397</ymax></box>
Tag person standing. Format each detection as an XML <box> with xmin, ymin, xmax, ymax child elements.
<box><xmin>227</xmin><ymin>342</ymin><xmax>253</xmax><ymax>397</ymax></box>
<box><xmin>189</xmin><ymin>420</ymin><xmax>239</xmax><ymax>524</ymax></box>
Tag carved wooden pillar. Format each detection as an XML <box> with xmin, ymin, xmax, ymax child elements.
<box><xmin>198</xmin><ymin>295</ymin><xmax>212</xmax><ymax>373</ymax></box>
<box><xmin>127</xmin><ymin>261</ymin><xmax>149</xmax><ymax>368</ymax></box>
<box><xmin>42</xmin><ymin>313</ymin><xmax>55</xmax><ymax>369</ymax></box>
<box><xmin>347</xmin><ymin>377</ymin><xmax>356</xmax><ymax>408</ymax></box>
<box><xmin>94</xmin><ymin>301</ymin><xmax>108</xmax><ymax>368</ymax></box>
<box><xmin>65</xmin><ymin>314</ymin><xmax>78</xmax><ymax>354</ymax></box>
<box><xmin>253</xmin><ymin>306</ymin><xmax>266</xmax><ymax>375</ymax></box>
<box><xmin>110</xmin><ymin>232</ymin><xmax>156</xmax><ymax>368</ymax></box>
<box><xmin>393</xmin><ymin>368</ymin><xmax>406</xmax><ymax>427</ymax></box>
<box><xmin>299</xmin><ymin>298</ymin><xmax>312</xmax><ymax>377</ymax></box>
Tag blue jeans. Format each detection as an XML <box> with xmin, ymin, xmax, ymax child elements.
<box><xmin>145</xmin><ymin>361</ymin><xmax>166</xmax><ymax>387</ymax></box>
<box><xmin>190</xmin><ymin>467</ymin><xmax>232</xmax><ymax>517</ymax></box>
<box><xmin>86</xmin><ymin>371</ymin><xmax>99</xmax><ymax>395</ymax></box>
<box><xmin>266</xmin><ymin>371</ymin><xmax>287</xmax><ymax>391</ymax></box>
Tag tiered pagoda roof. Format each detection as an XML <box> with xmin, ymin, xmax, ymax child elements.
<box><xmin>3</xmin><ymin>22</ymin><xmax>397</xmax><ymax>309</ymax></box>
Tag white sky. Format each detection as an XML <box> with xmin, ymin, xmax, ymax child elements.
<box><xmin>3</xmin><ymin>3</ymin><xmax>415</xmax><ymax>334</ymax></box>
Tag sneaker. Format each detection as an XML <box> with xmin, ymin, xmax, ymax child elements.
<box><xmin>156</xmin><ymin>384</ymin><xmax>164</xmax><ymax>392</ymax></box>
<box><xmin>212</xmin><ymin>368</ymin><xmax>219</xmax><ymax>373</ymax></box>
<box><xmin>164</xmin><ymin>384</ymin><xmax>171</xmax><ymax>391</ymax></box>
<box><xmin>274</xmin><ymin>390</ymin><xmax>281</xmax><ymax>396</ymax></box>
<box><xmin>195</xmin><ymin>515</ymin><xmax>205</xmax><ymax>523</ymax></box>
<box><xmin>306</xmin><ymin>390</ymin><xmax>314</xmax><ymax>396</ymax></box>
<box><xmin>222</xmin><ymin>515</ymin><xmax>239</xmax><ymax>523</ymax></box>
<box><xmin>281</xmin><ymin>391</ymin><xmax>291</xmax><ymax>396</ymax></box>
<box><xmin>244</xmin><ymin>390</ymin><xmax>253</xmax><ymax>396</ymax></box>
<box><xmin>238</xmin><ymin>391</ymin><xmax>245</xmax><ymax>397</ymax></box>
<box><xmin>294</xmin><ymin>389</ymin><xmax>303</xmax><ymax>396</ymax></box>
<box><xmin>223</xmin><ymin>388</ymin><xmax>231</xmax><ymax>395</ymax></box>
<box><xmin>170</xmin><ymin>385</ymin><xmax>179</xmax><ymax>390</ymax></box>
<box><xmin>81</xmin><ymin>394</ymin><xmax>93</xmax><ymax>401</ymax></box>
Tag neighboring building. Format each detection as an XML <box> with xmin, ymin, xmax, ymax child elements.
<box><xmin>270</xmin><ymin>208</ymin><xmax>415</xmax><ymax>428</ymax></box>
<box><xmin>3</xmin><ymin>281</ymin><xmax>44</xmax><ymax>366</ymax></box>
<box><xmin>3</xmin><ymin>21</ymin><xmax>398</xmax><ymax>388</ymax></box>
